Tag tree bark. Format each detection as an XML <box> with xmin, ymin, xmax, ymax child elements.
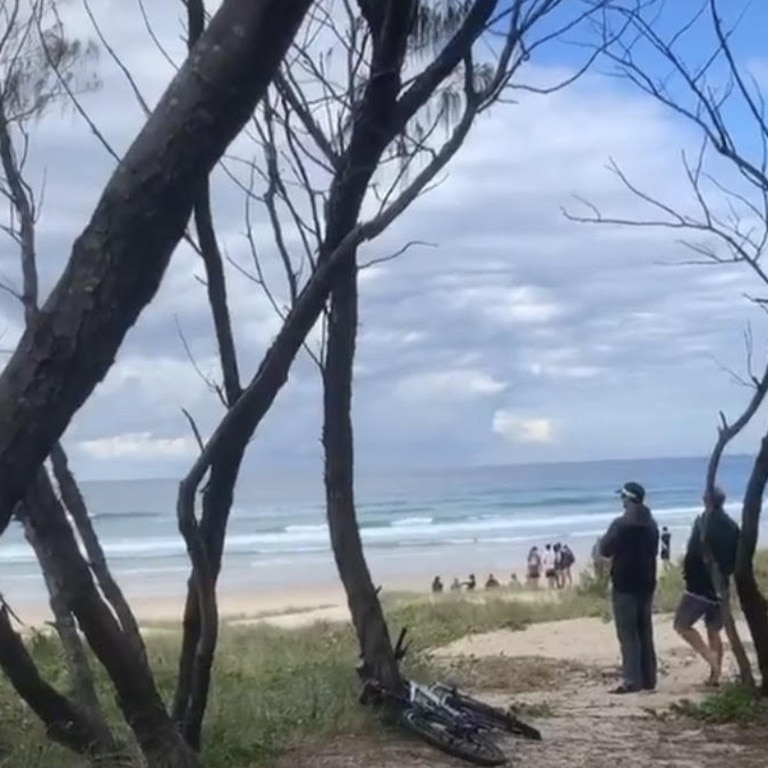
<box><xmin>736</xmin><ymin>432</ymin><xmax>768</xmax><ymax>692</ymax></box>
<box><xmin>23</xmin><ymin>469</ymin><xmax>200</xmax><ymax>768</ymax></box>
<box><xmin>49</xmin><ymin>443</ymin><xmax>147</xmax><ymax>665</ymax></box>
<box><xmin>0</xmin><ymin>604</ymin><xmax>108</xmax><ymax>757</ymax></box>
<box><xmin>173</xmin><ymin>441</ymin><xmax>247</xmax><ymax>749</ymax></box>
<box><xmin>0</xmin><ymin>0</ymin><xmax>312</xmax><ymax>535</ymax></box>
<box><xmin>320</xmin><ymin>1</ymin><xmax>420</xmax><ymax>693</ymax></box>
<box><xmin>19</xmin><ymin>505</ymin><xmax>117</xmax><ymax>754</ymax></box>
<box><xmin>704</xmin><ymin>431</ymin><xmax>755</xmax><ymax>687</ymax></box>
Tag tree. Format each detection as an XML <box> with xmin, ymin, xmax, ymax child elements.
<box><xmin>0</xmin><ymin>1</ymin><xmax>121</xmax><ymax>757</ymax></box>
<box><xmin>166</xmin><ymin>0</ymin><xmax>617</xmax><ymax>733</ymax></box>
<box><xmin>569</xmin><ymin>0</ymin><xmax>768</xmax><ymax>690</ymax></box>
<box><xmin>0</xmin><ymin>1</ymin><xmax>313</xmax><ymax>765</ymax></box>
<box><xmin>0</xmin><ymin>0</ymin><xmax>313</xmax><ymax>535</ymax></box>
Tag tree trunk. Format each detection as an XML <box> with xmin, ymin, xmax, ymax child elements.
<box><xmin>0</xmin><ymin>604</ymin><xmax>109</xmax><ymax>758</ymax></box>
<box><xmin>0</xmin><ymin>0</ymin><xmax>312</xmax><ymax>536</ymax></box>
<box><xmin>22</xmin><ymin>469</ymin><xmax>200</xmax><ymax>768</ymax></box>
<box><xmin>317</xmin><ymin>2</ymin><xmax>426</xmax><ymax>692</ymax></box>
<box><xmin>19</xmin><ymin>504</ymin><xmax>117</xmax><ymax>754</ymax></box>
<box><xmin>736</xmin><ymin>433</ymin><xmax>768</xmax><ymax>692</ymax></box>
<box><xmin>49</xmin><ymin>442</ymin><xmax>147</xmax><ymax>665</ymax></box>
<box><xmin>323</xmin><ymin>259</ymin><xmax>401</xmax><ymax>691</ymax></box>
<box><xmin>173</xmin><ymin>442</ymin><xmax>247</xmax><ymax>749</ymax></box>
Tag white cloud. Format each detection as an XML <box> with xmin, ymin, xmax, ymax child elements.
<box><xmin>443</xmin><ymin>284</ymin><xmax>564</xmax><ymax>326</ymax></box>
<box><xmin>78</xmin><ymin>432</ymin><xmax>199</xmax><ymax>460</ymax></box>
<box><xmin>395</xmin><ymin>369</ymin><xmax>507</xmax><ymax>401</ymax></box>
<box><xmin>492</xmin><ymin>411</ymin><xmax>555</xmax><ymax>445</ymax></box>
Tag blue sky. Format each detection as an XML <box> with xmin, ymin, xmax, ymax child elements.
<box><xmin>1</xmin><ymin>0</ymin><xmax>768</xmax><ymax>480</ymax></box>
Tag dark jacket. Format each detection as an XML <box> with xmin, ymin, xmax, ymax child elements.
<box><xmin>683</xmin><ymin>508</ymin><xmax>740</xmax><ymax>601</ymax></box>
<box><xmin>600</xmin><ymin>504</ymin><xmax>659</xmax><ymax>594</ymax></box>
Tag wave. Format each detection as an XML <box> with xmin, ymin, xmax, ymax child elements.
<box><xmin>0</xmin><ymin>490</ymin><xmax>746</xmax><ymax>567</ymax></box>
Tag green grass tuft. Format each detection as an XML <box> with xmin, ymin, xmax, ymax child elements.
<box><xmin>671</xmin><ymin>684</ymin><xmax>768</xmax><ymax>724</ymax></box>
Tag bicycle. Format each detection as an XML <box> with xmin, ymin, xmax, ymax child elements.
<box><xmin>358</xmin><ymin>628</ymin><xmax>542</xmax><ymax>766</ymax></box>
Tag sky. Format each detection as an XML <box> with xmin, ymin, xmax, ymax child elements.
<box><xmin>2</xmin><ymin>0</ymin><xmax>768</xmax><ymax>481</ymax></box>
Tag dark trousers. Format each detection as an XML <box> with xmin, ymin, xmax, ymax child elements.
<box><xmin>612</xmin><ymin>590</ymin><xmax>657</xmax><ymax>690</ymax></box>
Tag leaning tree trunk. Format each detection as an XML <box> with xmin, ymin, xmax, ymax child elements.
<box><xmin>323</xmin><ymin>257</ymin><xmax>401</xmax><ymax>692</ymax></box>
<box><xmin>704</xmin><ymin>440</ymin><xmax>755</xmax><ymax>687</ymax></box>
<box><xmin>0</xmin><ymin>604</ymin><xmax>110</xmax><ymax>758</ymax></box>
<box><xmin>736</xmin><ymin>433</ymin><xmax>768</xmax><ymax>692</ymax></box>
<box><xmin>0</xmin><ymin>0</ymin><xmax>313</xmax><ymax>536</ymax></box>
<box><xmin>23</xmin><ymin>469</ymin><xmax>200</xmax><ymax>768</ymax></box>
<box><xmin>19</xmin><ymin>504</ymin><xmax>117</xmax><ymax>754</ymax></box>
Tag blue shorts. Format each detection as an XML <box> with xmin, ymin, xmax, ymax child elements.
<box><xmin>674</xmin><ymin>592</ymin><xmax>723</xmax><ymax>632</ymax></box>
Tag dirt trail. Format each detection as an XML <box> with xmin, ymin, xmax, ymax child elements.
<box><xmin>279</xmin><ymin>614</ymin><xmax>767</xmax><ymax>767</ymax></box>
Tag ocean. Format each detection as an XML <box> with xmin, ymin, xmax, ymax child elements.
<box><xmin>0</xmin><ymin>455</ymin><xmax>763</xmax><ymax>604</ymax></box>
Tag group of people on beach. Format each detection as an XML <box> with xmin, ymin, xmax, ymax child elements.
<box><xmin>431</xmin><ymin>572</ymin><xmax>518</xmax><ymax>593</ymax></box>
<box><xmin>599</xmin><ymin>481</ymin><xmax>739</xmax><ymax>694</ymax></box>
<box><xmin>524</xmin><ymin>541</ymin><xmax>576</xmax><ymax>589</ymax></box>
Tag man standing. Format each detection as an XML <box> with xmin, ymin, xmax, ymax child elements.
<box><xmin>673</xmin><ymin>487</ymin><xmax>739</xmax><ymax>686</ymax></box>
<box><xmin>600</xmin><ymin>481</ymin><xmax>659</xmax><ymax>694</ymax></box>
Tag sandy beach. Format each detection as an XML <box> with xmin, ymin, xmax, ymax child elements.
<box><xmin>6</xmin><ymin>548</ymin><xmax>585</xmax><ymax>629</ymax></box>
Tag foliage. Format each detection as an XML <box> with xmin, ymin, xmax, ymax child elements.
<box><xmin>0</xmin><ymin>0</ymin><xmax>99</xmax><ymax>123</ymax></box>
<box><xmin>670</xmin><ymin>684</ymin><xmax>768</xmax><ymax>725</ymax></box>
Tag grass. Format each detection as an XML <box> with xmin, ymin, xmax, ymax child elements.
<box><xmin>2</xmin><ymin>553</ymin><xmax>768</xmax><ymax>767</ymax></box>
<box><xmin>670</xmin><ymin>684</ymin><xmax>768</xmax><ymax>725</ymax></box>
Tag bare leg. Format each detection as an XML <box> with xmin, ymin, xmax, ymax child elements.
<box><xmin>706</xmin><ymin>626</ymin><xmax>724</xmax><ymax>685</ymax></box>
<box><xmin>676</xmin><ymin>624</ymin><xmax>718</xmax><ymax>679</ymax></box>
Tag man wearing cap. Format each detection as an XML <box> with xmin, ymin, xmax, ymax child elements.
<box><xmin>673</xmin><ymin>486</ymin><xmax>739</xmax><ymax>686</ymax></box>
<box><xmin>599</xmin><ymin>481</ymin><xmax>660</xmax><ymax>694</ymax></box>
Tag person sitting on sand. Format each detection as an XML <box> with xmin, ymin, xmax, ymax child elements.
<box><xmin>660</xmin><ymin>526</ymin><xmax>672</xmax><ymax>570</ymax></box>
<box><xmin>526</xmin><ymin>546</ymin><xmax>541</xmax><ymax>588</ymax></box>
<box><xmin>431</xmin><ymin>576</ymin><xmax>444</xmax><ymax>593</ymax></box>
<box><xmin>485</xmin><ymin>574</ymin><xmax>500</xmax><ymax>590</ymax></box>
<box><xmin>450</xmin><ymin>577</ymin><xmax>461</xmax><ymax>591</ymax></box>
<box><xmin>673</xmin><ymin>487</ymin><xmax>739</xmax><ymax>688</ymax></box>
<box><xmin>464</xmin><ymin>573</ymin><xmax>476</xmax><ymax>591</ymax></box>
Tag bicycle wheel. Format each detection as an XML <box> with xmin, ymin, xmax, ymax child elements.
<box><xmin>401</xmin><ymin>708</ymin><xmax>507</xmax><ymax>766</ymax></box>
<box><xmin>448</xmin><ymin>692</ymin><xmax>542</xmax><ymax>741</ymax></box>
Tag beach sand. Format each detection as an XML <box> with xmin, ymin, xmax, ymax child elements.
<box><xmin>9</xmin><ymin>555</ymin><xmax>577</xmax><ymax>629</ymax></box>
<box><xmin>279</xmin><ymin>612</ymin><xmax>766</xmax><ymax>768</ymax></box>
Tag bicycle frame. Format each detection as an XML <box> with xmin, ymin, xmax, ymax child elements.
<box><xmin>409</xmin><ymin>681</ymin><xmax>471</xmax><ymax>724</ymax></box>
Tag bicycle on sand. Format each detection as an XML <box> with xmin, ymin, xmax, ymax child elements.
<box><xmin>357</xmin><ymin>628</ymin><xmax>542</xmax><ymax>766</ymax></box>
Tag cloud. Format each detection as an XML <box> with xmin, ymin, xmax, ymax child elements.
<box><xmin>492</xmin><ymin>411</ymin><xmax>555</xmax><ymax>445</ymax></box>
<box><xmin>395</xmin><ymin>368</ymin><xmax>507</xmax><ymax>402</ymax></box>
<box><xmin>78</xmin><ymin>433</ymin><xmax>198</xmax><ymax>460</ymax></box>
<box><xmin>0</xmin><ymin>6</ymin><xmax>764</xmax><ymax>479</ymax></box>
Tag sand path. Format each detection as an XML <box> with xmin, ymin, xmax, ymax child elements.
<box><xmin>279</xmin><ymin>613</ymin><xmax>767</xmax><ymax>767</ymax></box>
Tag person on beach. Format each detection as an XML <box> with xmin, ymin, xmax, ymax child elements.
<box><xmin>526</xmin><ymin>546</ymin><xmax>542</xmax><ymax>588</ymax></box>
<box><xmin>432</xmin><ymin>576</ymin><xmax>444</xmax><ymax>593</ymax></box>
<box><xmin>660</xmin><ymin>526</ymin><xmax>672</xmax><ymax>570</ymax></box>
<box><xmin>600</xmin><ymin>481</ymin><xmax>659</xmax><ymax>694</ymax></box>
<box><xmin>553</xmin><ymin>543</ymin><xmax>565</xmax><ymax>588</ymax></box>
<box><xmin>450</xmin><ymin>577</ymin><xmax>461</xmax><ymax>591</ymax></box>
<box><xmin>542</xmin><ymin>544</ymin><xmax>557</xmax><ymax>589</ymax></box>
<box><xmin>464</xmin><ymin>574</ymin><xmax>477</xmax><ymax>591</ymax></box>
<box><xmin>485</xmin><ymin>574</ymin><xmax>500</xmax><ymax>590</ymax></box>
<box><xmin>673</xmin><ymin>487</ymin><xmax>739</xmax><ymax>687</ymax></box>
<box><xmin>561</xmin><ymin>544</ymin><xmax>575</xmax><ymax>587</ymax></box>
